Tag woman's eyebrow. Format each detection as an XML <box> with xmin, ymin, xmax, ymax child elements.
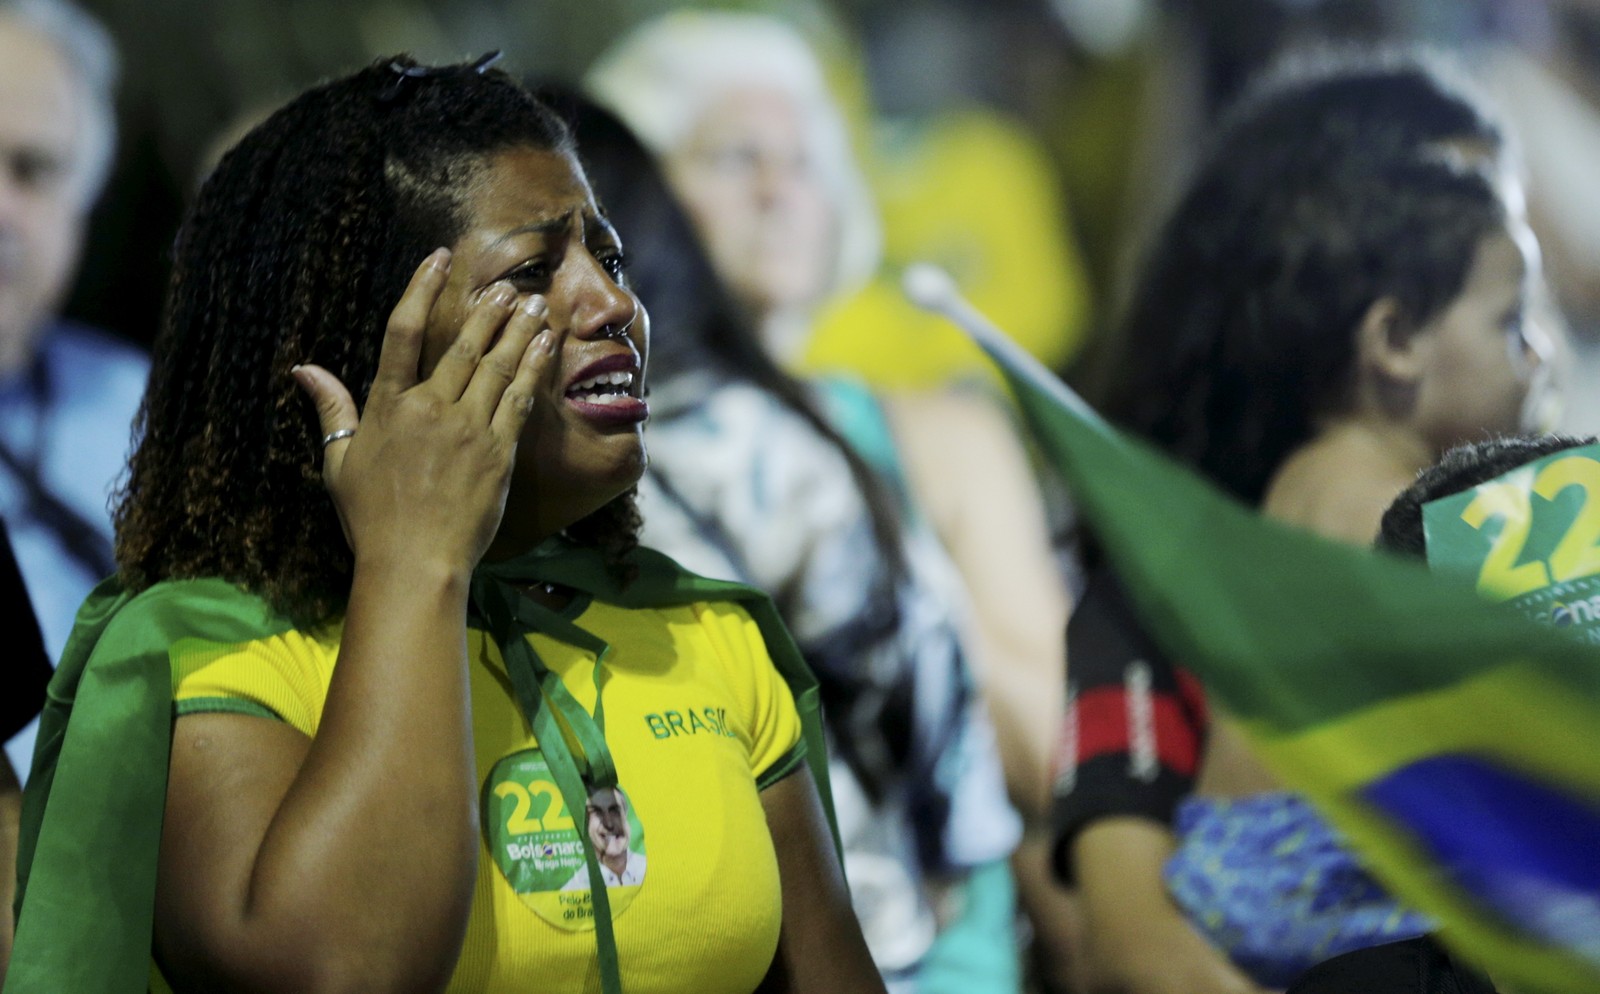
<box><xmin>490</xmin><ymin>210</ymin><xmax>577</xmax><ymax>248</ymax></box>
<box><xmin>585</xmin><ymin>212</ymin><xmax>620</xmax><ymax>242</ymax></box>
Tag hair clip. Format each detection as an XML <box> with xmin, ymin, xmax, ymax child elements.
<box><xmin>377</xmin><ymin>51</ymin><xmax>505</xmax><ymax>104</ymax></box>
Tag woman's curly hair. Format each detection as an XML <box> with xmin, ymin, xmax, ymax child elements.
<box><xmin>115</xmin><ymin>56</ymin><xmax>640</xmax><ymax>623</ymax></box>
<box><xmin>1097</xmin><ymin>53</ymin><xmax>1510</xmax><ymax>506</ymax></box>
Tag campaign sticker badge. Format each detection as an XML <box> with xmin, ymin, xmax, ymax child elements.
<box><xmin>1422</xmin><ymin>443</ymin><xmax>1600</xmax><ymax>642</ymax></box>
<box><xmin>483</xmin><ymin>748</ymin><xmax>648</xmax><ymax>930</ymax></box>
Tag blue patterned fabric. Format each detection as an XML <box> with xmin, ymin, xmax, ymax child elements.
<box><xmin>1164</xmin><ymin>792</ymin><xmax>1433</xmax><ymax>987</ymax></box>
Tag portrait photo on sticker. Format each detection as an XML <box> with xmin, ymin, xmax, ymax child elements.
<box><xmin>563</xmin><ymin>784</ymin><xmax>647</xmax><ymax>889</ymax></box>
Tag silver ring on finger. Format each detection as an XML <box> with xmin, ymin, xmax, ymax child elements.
<box><xmin>321</xmin><ymin>428</ymin><xmax>356</xmax><ymax>447</ymax></box>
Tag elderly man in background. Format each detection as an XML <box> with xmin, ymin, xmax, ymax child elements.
<box><xmin>0</xmin><ymin>0</ymin><xmax>135</xmax><ymax>978</ymax></box>
<box><xmin>0</xmin><ymin>0</ymin><xmax>135</xmax><ymax>722</ymax></box>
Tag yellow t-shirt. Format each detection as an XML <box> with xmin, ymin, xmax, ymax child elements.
<box><xmin>161</xmin><ymin>595</ymin><xmax>804</xmax><ymax>994</ymax></box>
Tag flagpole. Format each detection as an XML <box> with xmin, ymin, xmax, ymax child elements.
<box><xmin>900</xmin><ymin>263</ymin><xmax>1108</xmax><ymax>429</ymax></box>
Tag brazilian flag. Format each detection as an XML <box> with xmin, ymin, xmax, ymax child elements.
<box><xmin>912</xmin><ymin>269</ymin><xmax>1600</xmax><ymax>993</ymax></box>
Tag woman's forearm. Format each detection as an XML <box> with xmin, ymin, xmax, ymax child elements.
<box><xmin>252</xmin><ymin>561</ymin><xmax>478</xmax><ymax>959</ymax></box>
<box><xmin>158</xmin><ymin>561</ymin><xmax>479</xmax><ymax>994</ymax></box>
<box><xmin>886</xmin><ymin>388</ymin><xmax>1069</xmax><ymax>823</ymax></box>
<box><xmin>1074</xmin><ymin>818</ymin><xmax>1266</xmax><ymax>994</ymax></box>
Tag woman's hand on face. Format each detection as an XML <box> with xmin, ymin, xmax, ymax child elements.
<box><xmin>292</xmin><ymin>248</ymin><xmax>559</xmax><ymax>575</ymax></box>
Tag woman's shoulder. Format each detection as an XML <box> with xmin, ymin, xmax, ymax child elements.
<box><xmin>1262</xmin><ymin>430</ymin><xmax>1420</xmax><ymax>546</ymax></box>
<box><xmin>87</xmin><ymin>576</ymin><xmax>303</xmax><ymax>660</ymax></box>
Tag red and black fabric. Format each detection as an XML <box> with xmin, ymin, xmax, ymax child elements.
<box><xmin>1050</xmin><ymin>562</ymin><xmax>1209</xmax><ymax>884</ymax></box>
<box><xmin>3</xmin><ymin>517</ymin><xmax>53</xmax><ymax>743</ymax></box>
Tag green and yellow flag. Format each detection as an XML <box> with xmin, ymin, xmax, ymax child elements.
<box><xmin>906</xmin><ymin>267</ymin><xmax>1600</xmax><ymax>993</ymax></box>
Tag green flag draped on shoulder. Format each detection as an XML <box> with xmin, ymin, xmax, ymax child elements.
<box><xmin>6</xmin><ymin>543</ymin><xmax>832</xmax><ymax>994</ymax></box>
<box><xmin>905</xmin><ymin>265</ymin><xmax>1600</xmax><ymax>994</ymax></box>
<box><xmin>7</xmin><ymin>576</ymin><xmax>287</xmax><ymax>994</ymax></box>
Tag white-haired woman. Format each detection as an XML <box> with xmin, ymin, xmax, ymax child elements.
<box><xmin>587</xmin><ymin>12</ymin><xmax>1076</xmax><ymax>993</ymax></box>
<box><xmin>587</xmin><ymin>11</ymin><xmax>876</xmax><ymax>364</ymax></box>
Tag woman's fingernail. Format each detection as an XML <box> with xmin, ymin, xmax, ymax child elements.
<box><xmin>427</xmin><ymin>247</ymin><xmax>451</xmax><ymax>271</ymax></box>
<box><xmin>489</xmin><ymin>282</ymin><xmax>516</xmax><ymax>306</ymax></box>
<box><xmin>522</xmin><ymin>295</ymin><xmax>547</xmax><ymax>317</ymax></box>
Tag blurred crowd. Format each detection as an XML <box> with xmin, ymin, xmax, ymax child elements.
<box><xmin>5</xmin><ymin>0</ymin><xmax>1600</xmax><ymax>992</ymax></box>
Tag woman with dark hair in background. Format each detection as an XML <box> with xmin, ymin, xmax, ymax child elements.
<box><xmin>1104</xmin><ymin>55</ymin><xmax>1549</xmax><ymax>539</ymax></box>
<box><xmin>1058</xmin><ymin>55</ymin><xmax>1549</xmax><ymax>993</ymax></box>
<box><xmin>546</xmin><ymin>89</ymin><xmax>1033</xmax><ymax>993</ymax></box>
<box><xmin>8</xmin><ymin>55</ymin><xmax>882</xmax><ymax>994</ymax></box>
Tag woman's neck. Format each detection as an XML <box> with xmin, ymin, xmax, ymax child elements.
<box><xmin>757</xmin><ymin>307</ymin><xmax>811</xmax><ymax>367</ymax></box>
<box><xmin>1261</xmin><ymin>416</ymin><xmax>1435</xmax><ymax>546</ymax></box>
<box><xmin>1321</xmin><ymin>416</ymin><xmax>1436</xmax><ymax>473</ymax></box>
<box><xmin>478</xmin><ymin>528</ymin><xmax>577</xmax><ymax>613</ymax></box>
<box><xmin>482</xmin><ymin>521</ymin><xmax>559</xmax><ymax>567</ymax></box>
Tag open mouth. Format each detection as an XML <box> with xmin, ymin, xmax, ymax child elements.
<box><xmin>565</xmin><ymin>369</ymin><xmax>637</xmax><ymax>406</ymax></box>
<box><xmin>563</xmin><ymin>355</ymin><xmax>648</xmax><ymax>425</ymax></box>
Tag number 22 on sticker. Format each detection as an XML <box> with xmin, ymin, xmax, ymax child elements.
<box><xmin>1460</xmin><ymin>456</ymin><xmax>1600</xmax><ymax>599</ymax></box>
<box><xmin>494</xmin><ymin>779</ymin><xmax>577</xmax><ymax>835</ymax></box>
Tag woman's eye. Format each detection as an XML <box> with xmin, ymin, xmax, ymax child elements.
<box><xmin>705</xmin><ymin>145</ymin><xmax>760</xmax><ymax>175</ymax></box>
<box><xmin>505</xmin><ymin>261</ymin><xmax>552</xmax><ymax>290</ymax></box>
<box><xmin>599</xmin><ymin>251</ymin><xmax>629</xmax><ymax>282</ymax></box>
